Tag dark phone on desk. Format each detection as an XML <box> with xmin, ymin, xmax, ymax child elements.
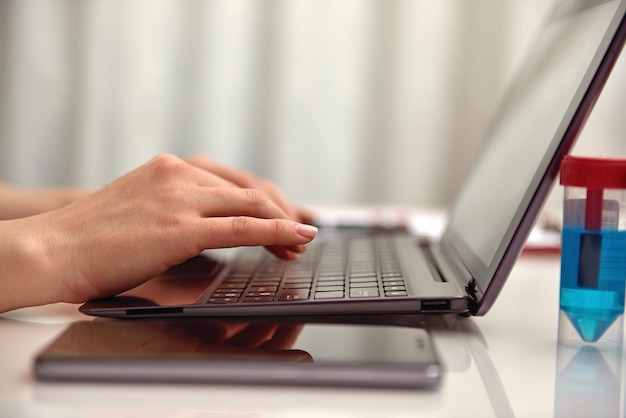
<box><xmin>34</xmin><ymin>318</ymin><xmax>443</xmax><ymax>390</ymax></box>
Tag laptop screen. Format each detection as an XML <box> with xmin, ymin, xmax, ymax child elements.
<box><xmin>443</xmin><ymin>0</ymin><xmax>625</xmax><ymax>302</ymax></box>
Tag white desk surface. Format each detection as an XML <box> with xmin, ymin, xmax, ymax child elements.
<box><xmin>0</xmin><ymin>251</ymin><xmax>592</xmax><ymax>418</ymax></box>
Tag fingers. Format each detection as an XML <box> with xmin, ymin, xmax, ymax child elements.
<box><xmin>196</xmin><ymin>188</ymin><xmax>313</xmax><ymax>259</ymax></box>
<box><xmin>198</xmin><ymin>187</ymin><xmax>291</xmax><ymax>220</ymax></box>
<box><xmin>196</xmin><ymin>217</ymin><xmax>318</xmax><ymax>250</ymax></box>
<box><xmin>146</xmin><ymin>156</ymin><xmax>296</xmax><ymax>224</ymax></box>
<box><xmin>185</xmin><ymin>155</ymin><xmax>256</xmax><ymax>188</ymax></box>
<box><xmin>256</xmin><ymin>180</ymin><xmax>301</xmax><ymax>221</ymax></box>
<box><xmin>185</xmin><ymin>154</ymin><xmax>304</xmax><ymax>221</ymax></box>
<box><xmin>296</xmin><ymin>208</ymin><xmax>316</xmax><ymax>225</ymax></box>
<box><xmin>159</xmin><ymin>154</ymin><xmax>319</xmax><ymax>258</ymax></box>
<box><xmin>187</xmin><ymin>164</ymin><xmax>236</xmax><ymax>189</ymax></box>
<box><xmin>143</xmin><ymin>154</ymin><xmax>235</xmax><ymax>189</ymax></box>
<box><xmin>265</xmin><ymin>244</ymin><xmax>308</xmax><ymax>260</ymax></box>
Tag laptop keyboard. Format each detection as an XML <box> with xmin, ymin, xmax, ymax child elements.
<box><xmin>207</xmin><ymin>235</ymin><xmax>408</xmax><ymax>304</ymax></box>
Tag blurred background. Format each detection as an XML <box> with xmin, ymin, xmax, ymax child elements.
<box><xmin>0</xmin><ymin>0</ymin><xmax>625</xmax><ymax>211</ymax></box>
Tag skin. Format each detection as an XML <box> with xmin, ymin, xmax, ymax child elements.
<box><xmin>0</xmin><ymin>154</ymin><xmax>317</xmax><ymax>313</ymax></box>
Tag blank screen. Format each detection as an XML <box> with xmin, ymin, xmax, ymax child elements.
<box><xmin>447</xmin><ymin>0</ymin><xmax>621</xmax><ymax>289</ymax></box>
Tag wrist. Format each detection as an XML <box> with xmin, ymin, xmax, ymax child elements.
<box><xmin>0</xmin><ymin>218</ymin><xmax>60</xmax><ymax>312</ymax></box>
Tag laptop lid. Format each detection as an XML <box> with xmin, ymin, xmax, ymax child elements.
<box><xmin>441</xmin><ymin>0</ymin><xmax>626</xmax><ymax>315</ymax></box>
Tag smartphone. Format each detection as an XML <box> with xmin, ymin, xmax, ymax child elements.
<box><xmin>34</xmin><ymin>318</ymin><xmax>443</xmax><ymax>390</ymax></box>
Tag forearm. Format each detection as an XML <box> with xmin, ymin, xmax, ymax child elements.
<box><xmin>0</xmin><ymin>182</ymin><xmax>91</xmax><ymax>220</ymax></box>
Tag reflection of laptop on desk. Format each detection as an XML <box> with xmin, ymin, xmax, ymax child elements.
<box><xmin>81</xmin><ymin>0</ymin><xmax>626</xmax><ymax>320</ymax></box>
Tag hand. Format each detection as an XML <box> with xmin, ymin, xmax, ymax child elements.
<box><xmin>0</xmin><ymin>154</ymin><xmax>317</xmax><ymax>311</ymax></box>
<box><xmin>185</xmin><ymin>155</ymin><xmax>316</xmax><ymax>258</ymax></box>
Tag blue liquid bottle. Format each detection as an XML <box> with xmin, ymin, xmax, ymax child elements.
<box><xmin>559</xmin><ymin>156</ymin><xmax>626</xmax><ymax>344</ymax></box>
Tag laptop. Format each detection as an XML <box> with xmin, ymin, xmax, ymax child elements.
<box><xmin>81</xmin><ymin>0</ymin><xmax>626</xmax><ymax>320</ymax></box>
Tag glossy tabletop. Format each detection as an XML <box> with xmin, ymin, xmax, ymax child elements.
<box><xmin>0</xmin><ymin>251</ymin><xmax>585</xmax><ymax>418</ymax></box>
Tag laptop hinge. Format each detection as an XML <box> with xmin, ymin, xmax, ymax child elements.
<box><xmin>419</xmin><ymin>238</ymin><xmax>480</xmax><ymax>306</ymax></box>
<box><xmin>464</xmin><ymin>278</ymin><xmax>480</xmax><ymax>309</ymax></box>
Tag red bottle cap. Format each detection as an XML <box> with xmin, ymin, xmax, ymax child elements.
<box><xmin>560</xmin><ymin>155</ymin><xmax>626</xmax><ymax>189</ymax></box>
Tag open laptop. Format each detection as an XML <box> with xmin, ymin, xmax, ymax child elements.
<box><xmin>81</xmin><ymin>0</ymin><xmax>626</xmax><ymax>320</ymax></box>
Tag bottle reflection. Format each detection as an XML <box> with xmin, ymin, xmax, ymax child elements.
<box><xmin>554</xmin><ymin>343</ymin><xmax>622</xmax><ymax>418</ymax></box>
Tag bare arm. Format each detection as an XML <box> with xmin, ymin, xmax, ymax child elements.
<box><xmin>0</xmin><ymin>182</ymin><xmax>90</xmax><ymax>220</ymax></box>
<box><xmin>0</xmin><ymin>155</ymin><xmax>317</xmax><ymax>313</ymax></box>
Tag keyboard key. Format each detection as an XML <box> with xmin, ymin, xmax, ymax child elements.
<box><xmin>226</xmin><ymin>273</ymin><xmax>255</xmax><ymax>278</ymax></box>
<box><xmin>318</xmin><ymin>270</ymin><xmax>345</xmax><ymax>277</ymax></box>
<box><xmin>284</xmin><ymin>277</ymin><xmax>313</xmax><ymax>284</ymax></box>
<box><xmin>316</xmin><ymin>280</ymin><xmax>344</xmax><ymax>287</ymax></box>
<box><xmin>349</xmin><ymin>277</ymin><xmax>377</xmax><ymax>283</ymax></box>
<box><xmin>349</xmin><ymin>281</ymin><xmax>378</xmax><ymax>288</ymax></box>
<box><xmin>382</xmin><ymin>280</ymin><xmax>404</xmax><ymax>286</ymax></box>
<box><xmin>317</xmin><ymin>275</ymin><xmax>345</xmax><ymax>282</ymax></box>
<box><xmin>222</xmin><ymin>277</ymin><xmax>250</xmax><ymax>283</ymax></box>
<box><xmin>384</xmin><ymin>285</ymin><xmax>406</xmax><ymax>292</ymax></box>
<box><xmin>350</xmin><ymin>288</ymin><xmax>379</xmax><ymax>298</ymax></box>
<box><xmin>251</xmin><ymin>281</ymin><xmax>280</xmax><ymax>287</ymax></box>
<box><xmin>207</xmin><ymin>235</ymin><xmax>405</xmax><ymax>305</ymax></box>
<box><xmin>278</xmin><ymin>289</ymin><xmax>310</xmax><ymax>301</ymax></box>
<box><xmin>209</xmin><ymin>297</ymin><xmax>239</xmax><ymax>304</ymax></box>
<box><xmin>315</xmin><ymin>291</ymin><xmax>345</xmax><ymax>299</ymax></box>
<box><xmin>245</xmin><ymin>292</ymin><xmax>275</xmax><ymax>297</ymax></box>
<box><xmin>315</xmin><ymin>285</ymin><xmax>344</xmax><ymax>292</ymax></box>
<box><xmin>256</xmin><ymin>269</ymin><xmax>281</xmax><ymax>277</ymax></box>
<box><xmin>216</xmin><ymin>283</ymin><xmax>247</xmax><ymax>290</ymax></box>
<box><xmin>385</xmin><ymin>291</ymin><xmax>408</xmax><ymax>297</ymax></box>
<box><xmin>215</xmin><ymin>287</ymin><xmax>244</xmax><ymax>293</ymax></box>
<box><xmin>211</xmin><ymin>292</ymin><xmax>241</xmax><ymax>298</ymax></box>
<box><xmin>247</xmin><ymin>286</ymin><xmax>277</xmax><ymax>293</ymax></box>
<box><xmin>282</xmin><ymin>282</ymin><xmax>311</xmax><ymax>289</ymax></box>
<box><xmin>241</xmin><ymin>296</ymin><xmax>275</xmax><ymax>303</ymax></box>
<box><xmin>350</xmin><ymin>272</ymin><xmax>376</xmax><ymax>277</ymax></box>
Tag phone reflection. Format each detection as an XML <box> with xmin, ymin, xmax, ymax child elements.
<box><xmin>35</xmin><ymin>316</ymin><xmax>446</xmax><ymax>390</ymax></box>
<box><xmin>32</xmin><ymin>314</ymin><xmax>514</xmax><ymax>413</ymax></box>
<box><xmin>554</xmin><ymin>343</ymin><xmax>622</xmax><ymax>418</ymax></box>
<box><xmin>43</xmin><ymin>319</ymin><xmax>312</xmax><ymax>362</ymax></box>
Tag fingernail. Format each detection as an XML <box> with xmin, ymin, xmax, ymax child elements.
<box><xmin>295</xmin><ymin>224</ymin><xmax>318</xmax><ymax>239</ymax></box>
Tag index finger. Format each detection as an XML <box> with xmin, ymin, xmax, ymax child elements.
<box><xmin>193</xmin><ymin>217</ymin><xmax>318</xmax><ymax>251</ymax></box>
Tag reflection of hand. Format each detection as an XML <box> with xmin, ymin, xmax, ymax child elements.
<box><xmin>0</xmin><ymin>154</ymin><xmax>317</xmax><ymax>312</ymax></box>
<box><xmin>45</xmin><ymin>320</ymin><xmax>312</xmax><ymax>362</ymax></box>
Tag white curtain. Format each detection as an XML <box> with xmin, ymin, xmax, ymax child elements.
<box><xmin>1</xmin><ymin>0</ymin><xmax>623</xmax><ymax>208</ymax></box>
